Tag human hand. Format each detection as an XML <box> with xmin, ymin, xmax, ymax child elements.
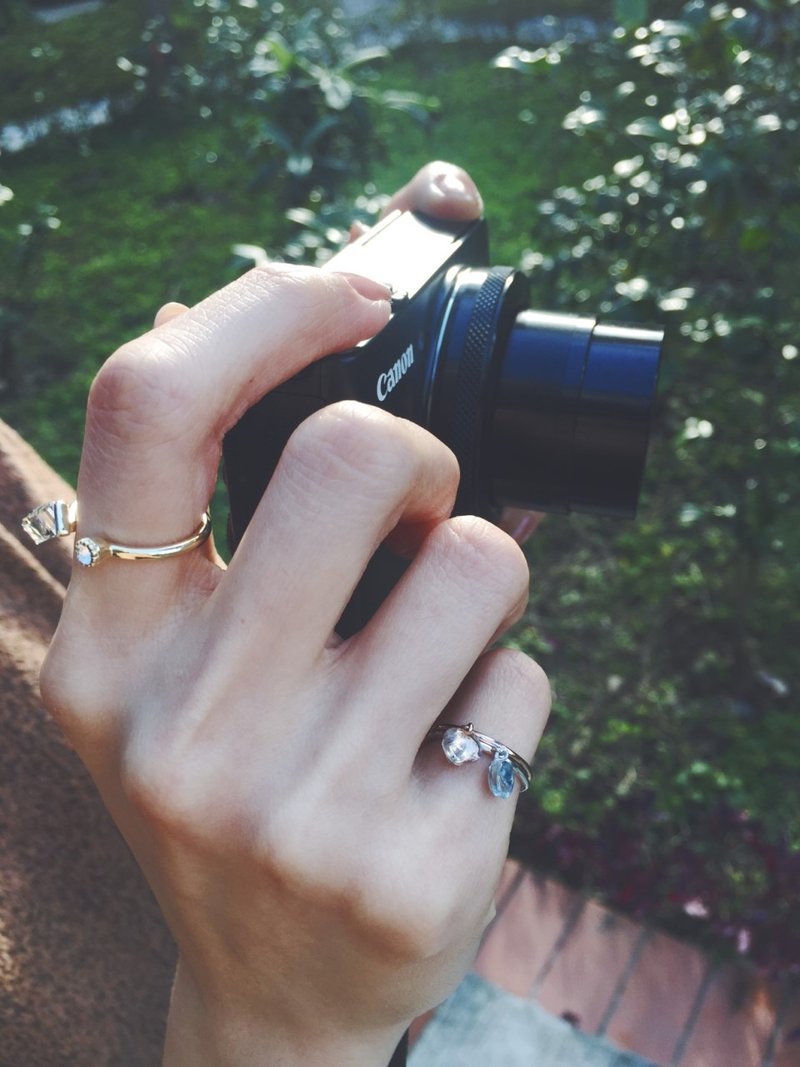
<box><xmin>40</xmin><ymin>163</ymin><xmax>551</xmax><ymax>1066</ymax></box>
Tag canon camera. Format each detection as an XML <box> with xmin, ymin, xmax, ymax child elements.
<box><xmin>223</xmin><ymin>211</ymin><xmax>663</xmax><ymax>629</ymax></box>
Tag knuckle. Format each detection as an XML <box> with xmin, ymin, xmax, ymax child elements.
<box><xmin>283</xmin><ymin>402</ymin><xmax>419</xmax><ymax>500</ymax></box>
<box><xmin>432</xmin><ymin>516</ymin><xmax>530</xmax><ymax>605</ymax></box>
<box><xmin>482</xmin><ymin>647</ymin><xmax>552</xmax><ymax>709</ymax></box>
<box><xmin>39</xmin><ymin>634</ymin><xmax>110</xmax><ymax>739</ymax></box>
<box><xmin>88</xmin><ymin>335</ymin><xmax>195</xmax><ymax>444</ymax></box>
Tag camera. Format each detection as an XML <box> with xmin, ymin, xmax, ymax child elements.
<box><xmin>223</xmin><ymin>210</ymin><xmax>663</xmax><ymax>631</ymax></box>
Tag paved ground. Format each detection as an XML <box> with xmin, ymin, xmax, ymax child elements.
<box><xmin>440</xmin><ymin>860</ymin><xmax>800</xmax><ymax>1067</ymax></box>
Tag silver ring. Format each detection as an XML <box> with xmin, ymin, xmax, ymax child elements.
<box><xmin>21</xmin><ymin>499</ymin><xmax>213</xmax><ymax>567</ymax></box>
<box><xmin>427</xmin><ymin>722</ymin><xmax>531</xmax><ymax>799</ymax></box>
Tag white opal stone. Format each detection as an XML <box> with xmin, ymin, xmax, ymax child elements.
<box><xmin>441</xmin><ymin>727</ymin><xmax>480</xmax><ymax>765</ymax></box>
<box><xmin>75</xmin><ymin>539</ymin><xmax>99</xmax><ymax>567</ymax></box>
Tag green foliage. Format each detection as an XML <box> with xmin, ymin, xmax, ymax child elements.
<box><xmin>0</xmin><ymin>0</ymin><xmax>139</xmax><ymax>124</ymax></box>
<box><xmin>113</xmin><ymin>1</ymin><xmax>435</xmax><ymax>199</ymax></box>
<box><xmin>497</xmin><ymin>0</ymin><xmax>799</xmax><ymax>969</ymax></box>
<box><xmin>0</xmin><ymin>187</ymin><xmax>61</xmax><ymax>396</ymax></box>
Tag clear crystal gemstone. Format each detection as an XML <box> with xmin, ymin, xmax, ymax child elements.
<box><xmin>488</xmin><ymin>752</ymin><xmax>516</xmax><ymax>799</ymax></box>
<box><xmin>75</xmin><ymin>538</ymin><xmax>101</xmax><ymax>567</ymax></box>
<box><xmin>21</xmin><ymin>501</ymin><xmax>62</xmax><ymax>545</ymax></box>
<box><xmin>441</xmin><ymin>727</ymin><xmax>480</xmax><ymax>765</ymax></box>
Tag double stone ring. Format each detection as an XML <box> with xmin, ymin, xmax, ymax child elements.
<box><xmin>427</xmin><ymin>722</ymin><xmax>531</xmax><ymax>800</ymax></box>
<box><xmin>21</xmin><ymin>499</ymin><xmax>212</xmax><ymax>566</ymax></box>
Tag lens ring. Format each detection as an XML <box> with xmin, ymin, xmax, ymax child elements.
<box><xmin>449</xmin><ymin>268</ymin><xmax>514</xmax><ymax>509</ymax></box>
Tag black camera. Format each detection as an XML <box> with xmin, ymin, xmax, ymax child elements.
<box><xmin>224</xmin><ymin>210</ymin><xmax>663</xmax><ymax>630</ymax></box>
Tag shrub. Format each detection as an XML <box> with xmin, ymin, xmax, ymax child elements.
<box><xmin>498</xmin><ymin>0</ymin><xmax>800</xmax><ymax>972</ymax></box>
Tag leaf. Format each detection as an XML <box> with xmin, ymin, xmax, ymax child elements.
<box><xmin>285</xmin><ymin>207</ymin><xmax>317</xmax><ymax>227</ymax></box>
<box><xmin>378</xmin><ymin>89</ymin><xmax>438</xmax><ymax>125</ymax></box>
<box><xmin>260</xmin><ymin>32</ymin><xmax>293</xmax><ymax>73</ymax></box>
<box><xmin>492</xmin><ymin>46</ymin><xmax>550</xmax><ymax>73</ymax></box>
<box><xmin>287</xmin><ymin>153</ymin><xmax>313</xmax><ymax>177</ymax></box>
<box><xmin>320</xmin><ymin>72</ymin><xmax>352</xmax><ymax>110</ymax></box>
<box><xmin>231</xmin><ymin>243</ymin><xmax>269</xmax><ymax>267</ymax></box>
<box><xmin>624</xmin><ymin>116</ymin><xmax>662</xmax><ymax>137</ymax></box>
<box><xmin>343</xmin><ymin>46</ymin><xmax>389</xmax><ymax>70</ymax></box>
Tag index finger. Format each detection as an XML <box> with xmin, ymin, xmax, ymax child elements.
<box><xmin>69</xmin><ymin>266</ymin><xmax>390</xmax><ymax>610</ymax></box>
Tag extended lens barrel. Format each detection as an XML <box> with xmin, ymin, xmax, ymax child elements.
<box><xmin>490</xmin><ymin>311</ymin><xmax>663</xmax><ymax>517</ymax></box>
<box><xmin>429</xmin><ymin>266</ymin><xmax>663</xmax><ymax>519</ymax></box>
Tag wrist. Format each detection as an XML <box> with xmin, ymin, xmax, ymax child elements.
<box><xmin>163</xmin><ymin>961</ymin><xmax>407</xmax><ymax>1067</ymax></box>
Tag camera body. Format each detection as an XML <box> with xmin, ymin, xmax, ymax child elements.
<box><xmin>223</xmin><ymin>210</ymin><xmax>663</xmax><ymax>631</ymax></box>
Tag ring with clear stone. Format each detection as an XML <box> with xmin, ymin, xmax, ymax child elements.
<box><xmin>20</xmin><ymin>499</ymin><xmax>213</xmax><ymax>567</ymax></box>
<box><xmin>426</xmin><ymin>722</ymin><xmax>531</xmax><ymax>800</ymax></box>
<box><xmin>73</xmin><ymin>511</ymin><xmax>213</xmax><ymax>567</ymax></box>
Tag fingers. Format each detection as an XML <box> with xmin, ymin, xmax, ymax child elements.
<box><xmin>422</xmin><ymin>647</ymin><xmax>550</xmax><ymax>797</ymax></box>
<box><xmin>69</xmin><ymin>267</ymin><xmax>390</xmax><ymax>612</ymax></box>
<box><xmin>410</xmin><ymin>647</ymin><xmax>550</xmax><ymax>929</ymax></box>
<box><xmin>379</xmin><ymin>161</ymin><xmax>483</xmax><ymax>222</ymax></box>
<box><xmin>340</xmin><ymin>516</ymin><xmax>531</xmax><ymax>749</ymax></box>
<box><xmin>214</xmin><ymin>402</ymin><xmax>460</xmax><ymax>662</ymax></box>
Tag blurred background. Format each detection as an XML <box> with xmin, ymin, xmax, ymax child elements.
<box><xmin>1</xmin><ymin>0</ymin><xmax>798</xmax><ymax>977</ymax></box>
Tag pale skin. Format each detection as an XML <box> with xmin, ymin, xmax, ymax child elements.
<box><xmin>40</xmin><ymin>163</ymin><xmax>551</xmax><ymax>1066</ymax></box>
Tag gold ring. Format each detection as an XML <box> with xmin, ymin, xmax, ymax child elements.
<box><xmin>21</xmin><ymin>499</ymin><xmax>213</xmax><ymax>567</ymax></box>
<box><xmin>74</xmin><ymin>512</ymin><xmax>213</xmax><ymax>567</ymax></box>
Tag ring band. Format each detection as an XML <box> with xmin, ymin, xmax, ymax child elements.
<box><xmin>74</xmin><ymin>512</ymin><xmax>213</xmax><ymax>567</ymax></box>
<box><xmin>21</xmin><ymin>499</ymin><xmax>213</xmax><ymax>567</ymax></box>
<box><xmin>427</xmin><ymin>722</ymin><xmax>531</xmax><ymax>799</ymax></box>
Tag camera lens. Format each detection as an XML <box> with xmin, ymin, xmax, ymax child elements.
<box><xmin>492</xmin><ymin>311</ymin><xmax>663</xmax><ymax>517</ymax></box>
<box><xmin>430</xmin><ymin>268</ymin><xmax>663</xmax><ymax>519</ymax></box>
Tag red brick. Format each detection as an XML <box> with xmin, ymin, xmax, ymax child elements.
<box><xmin>677</xmin><ymin>962</ymin><xmax>774</xmax><ymax>1067</ymax></box>
<box><xmin>473</xmin><ymin>869</ymin><xmax>578</xmax><ymax>996</ymax></box>
<box><xmin>604</xmin><ymin>929</ymin><xmax>707</xmax><ymax>1064</ymax></box>
<box><xmin>774</xmin><ymin>981</ymin><xmax>800</xmax><ymax>1067</ymax></box>
<box><xmin>535</xmin><ymin>897</ymin><xmax>644</xmax><ymax>1033</ymax></box>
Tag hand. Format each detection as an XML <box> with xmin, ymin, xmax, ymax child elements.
<box><xmin>40</xmin><ymin>163</ymin><xmax>551</xmax><ymax>1067</ymax></box>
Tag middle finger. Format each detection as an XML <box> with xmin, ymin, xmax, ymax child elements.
<box><xmin>212</xmin><ymin>402</ymin><xmax>460</xmax><ymax>663</ymax></box>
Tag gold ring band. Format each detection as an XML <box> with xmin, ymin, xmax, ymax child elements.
<box><xmin>74</xmin><ymin>512</ymin><xmax>213</xmax><ymax>567</ymax></box>
<box><xmin>21</xmin><ymin>499</ymin><xmax>213</xmax><ymax>567</ymax></box>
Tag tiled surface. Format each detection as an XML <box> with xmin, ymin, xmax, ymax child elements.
<box><xmin>603</xmin><ymin>928</ymin><xmax>709</xmax><ymax>1063</ymax></box>
<box><xmin>774</xmin><ymin>983</ymin><xmax>800</xmax><ymax>1067</ymax></box>
<box><xmin>534</xmin><ymin>897</ymin><xmax>644</xmax><ymax>1033</ymax></box>
<box><xmin>472</xmin><ymin>864</ymin><xmax>579</xmax><ymax>997</ymax></box>
<box><xmin>675</xmin><ymin>962</ymin><xmax>774</xmax><ymax>1067</ymax></box>
<box><xmin>460</xmin><ymin>861</ymin><xmax>799</xmax><ymax>1067</ymax></box>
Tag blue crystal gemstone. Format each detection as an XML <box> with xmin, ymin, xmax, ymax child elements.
<box><xmin>488</xmin><ymin>750</ymin><xmax>516</xmax><ymax>799</ymax></box>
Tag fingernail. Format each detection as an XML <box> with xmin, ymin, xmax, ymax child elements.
<box><xmin>332</xmin><ymin>271</ymin><xmax>393</xmax><ymax>302</ymax></box>
<box><xmin>433</xmin><ymin>169</ymin><xmax>483</xmax><ymax>212</ymax></box>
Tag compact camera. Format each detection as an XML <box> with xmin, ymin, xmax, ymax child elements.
<box><xmin>223</xmin><ymin>210</ymin><xmax>663</xmax><ymax>631</ymax></box>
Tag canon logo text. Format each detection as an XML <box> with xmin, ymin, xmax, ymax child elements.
<box><xmin>376</xmin><ymin>344</ymin><xmax>415</xmax><ymax>402</ymax></box>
